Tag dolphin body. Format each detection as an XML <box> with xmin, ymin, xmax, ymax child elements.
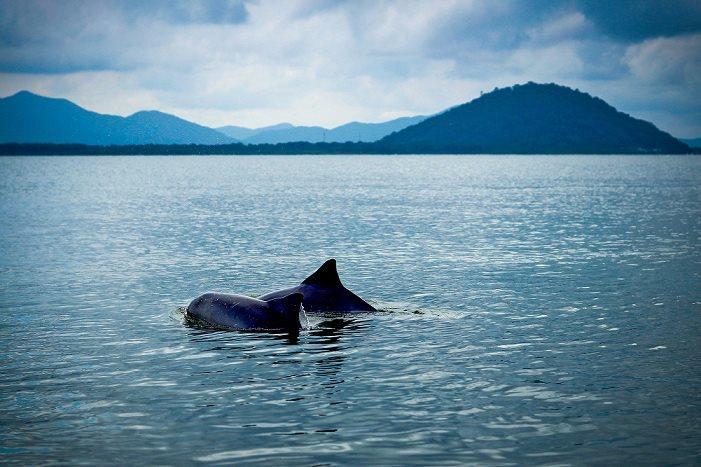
<box><xmin>186</xmin><ymin>292</ymin><xmax>302</xmax><ymax>331</ymax></box>
<box><xmin>258</xmin><ymin>259</ymin><xmax>376</xmax><ymax>313</ymax></box>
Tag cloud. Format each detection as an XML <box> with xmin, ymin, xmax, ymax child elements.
<box><xmin>132</xmin><ymin>0</ymin><xmax>250</xmax><ymax>24</ymax></box>
<box><xmin>0</xmin><ymin>0</ymin><xmax>698</xmax><ymax>136</ymax></box>
<box><xmin>625</xmin><ymin>33</ymin><xmax>701</xmax><ymax>88</ymax></box>
<box><xmin>0</xmin><ymin>0</ymin><xmax>249</xmax><ymax>72</ymax></box>
<box><xmin>575</xmin><ymin>0</ymin><xmax>701</xmax><ymax>42</ymax></box>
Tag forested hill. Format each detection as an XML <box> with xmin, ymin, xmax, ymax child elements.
<box><xmin>380</xmin><ymin>82</ymin><xmax>689</xmax><ymax>154</ymax></box>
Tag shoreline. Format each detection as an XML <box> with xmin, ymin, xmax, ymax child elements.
<box><xmin>1</xmin><ymin>142</ymin><xmax>697</xmax><ymax>156</ymax></box>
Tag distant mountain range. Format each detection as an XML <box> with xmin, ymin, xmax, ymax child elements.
<box><xmin>216</xmin><ymin>123</ymin><xmax>296</xmax><ymax>141</ymax></box>
<box><xmin>681</xmin><ymin>138</ymin><xmax>701</xmax><ymax>148</ymax></box>
<box><xmin>0</xmin><ymin>91</ymin><xmax>424</xmax><ymax>146</ymax></box>
<box><xmin>217</xmin><ymin>116</ymin><xmax>427</xmax><ymax>144</ymax></box>
<box><xmin>0</xmin><ymin>91</ymin><xmax>232</xmax><ymax>145</ymax></box>
<box><xmin>0</xmin><ymin>83</ymin><xmax>692</xmax><ymax>154</ymax></box>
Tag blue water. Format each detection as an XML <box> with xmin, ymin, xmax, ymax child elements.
<box><xmin>1</xmin><ymin>155</ymin><xmax>700</xmax><ymax>465</ymax></box>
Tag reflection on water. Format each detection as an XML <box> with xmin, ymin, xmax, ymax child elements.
<box><xmin>0</xmin><ymin>155</ymin><xmax>700</xmax><ymax>465</ymax></box>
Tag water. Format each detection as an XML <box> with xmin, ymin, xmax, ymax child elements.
<box><xmin>0</xmin><ymin>155</ymin><xmax>699</xmax><ymax>465</ymax></box>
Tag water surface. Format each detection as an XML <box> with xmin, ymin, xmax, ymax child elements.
<box><xmin>1</xmin><ymin>155</ymin><xmax>700</xmax><ymax>464</ymax></box>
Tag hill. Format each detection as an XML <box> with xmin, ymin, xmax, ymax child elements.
<box><xmin>218</xmin><ymin>116</ymin><xmax>427</xmax><ymax>144</ymax></box>
<box><xmin>216</xmin><ymin>123</ymin><xmax>294</xmax><ymax>140</ymax></box>
<box><xmin>0</xmin><ymin>91</ymin><xmax>233</xmax><ymax>145</ymax></box>
<box><xmin>244</xmin><ymin>125</ymin><xmax>326</xmax><ymax>144</ymax></box>
<box><xmin>380</xmin><ymin>83</ymin><xmax>689</xmax><ymax>154</ymax></box>
<box><xmin>324</xmin><ymin>116</ymin><xmax>427</xmax><ymax>143</ymax></box>
<box><xmin>681</xmin><ymin>138</ymin><xmax>701</xmax><ymax>148</ymax></box>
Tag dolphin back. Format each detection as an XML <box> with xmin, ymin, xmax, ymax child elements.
<box><xmin>186</xmin><ymin>292</ymin><xmax>301</xmax><ymax>331</ymax></box>
<box><xmin>258</xmin><ymin>259</ymin><xmax>376</xmax><ymax>313</ymax></box>
<box><xmin>265</xmin><ymin>292</ymin><xmax>303</xmax><ymax>329</ymax></box>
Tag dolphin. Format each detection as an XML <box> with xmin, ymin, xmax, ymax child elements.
<box><xmin>186</xmin><ymin>292</ymin><xmax>302</xmax><ymax>331</ymax></box>
<box><xmin>258</xmin><ymin>259</ymin><xmax>376</xmax><ymax>313</ymax></box>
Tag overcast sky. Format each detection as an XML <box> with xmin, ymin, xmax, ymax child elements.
<box><xmin>0</xmin><ymin>0</ymin><xmax>699</xmax><ymax>136</ymax></box>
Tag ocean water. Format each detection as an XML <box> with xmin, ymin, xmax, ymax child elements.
<box><xmin>0</xmin><ymin>155</ymin><xmax>699</xmax><ymax>465</ymax></box>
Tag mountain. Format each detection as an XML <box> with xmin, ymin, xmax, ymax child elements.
<box><xmin>2</xmin><ymin>85</ymin><xmax>691</xmax><ymax>154</ymax></box>
<box><xmin>0</xmin><ymin>91</ymin><xmax>233</xmax><ymax>145</ymax></box>
<box><xmin>380</xmin><ymin>82</ymin><xmax>689</xmax><ymax>154</ymax></box>
<box><xmin>1</xmin><ymin>90</ymin><xmax>424</xmax><ymax>146</ymax></box>
<box><xmin>681</xmin><ymin>138</ymin><xmax>701</xmax><ymax>148</ymax></box>
<box><xmin>325</xmin><ymin>116</ymin><xmax>426</xmax><ymax>143</ymax></box>
<box><xmin>216</xmin><ymin>123</ymin><xmax>294</xmax><ymax>140</ymax></box>
<box><xmin>118</xmin><ymin>111</ymin><xmax>234</xmax><ymax>145</ymax></box>
<box><xmin>221</xmin><ymin>115</ymin><xmax>427</xmax><ymax>144</ymax></box>
<box><xmin>244</xmin><ymin>125</ymin><xmax>326</xmax><ymax>144</ymax></box>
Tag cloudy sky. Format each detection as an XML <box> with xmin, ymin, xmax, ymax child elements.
<box><xmin>0</xmin><ymin>0</ymin><xmax>699</xmax><ymax>136</ymax></box>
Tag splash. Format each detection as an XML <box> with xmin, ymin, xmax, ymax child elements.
<box><xmin>300</xmin><ymin>303</ymin><xmax>310</xmax><ymax>330</ymax></box>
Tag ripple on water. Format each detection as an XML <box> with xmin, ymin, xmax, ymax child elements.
<box><xmin>0</xmin><ymin>155</ymin><xmax>699</xmax><ymax>465</ymax></box>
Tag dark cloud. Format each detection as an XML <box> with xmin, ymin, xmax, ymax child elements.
<box><xmin>575</xmin><ymin>0</ymin><xmax>701</xmax><ymax>41</ymax></box>
<box><xmin>426</xmin><ymin>0</ymin><xmax>701</xmax><ymax>56</ymax></box>
<box><xmin>121</xmin><ymin>0</ymin><xmax>250</xmax><ymax>24</ymax></box>
<box><xmin>290</xmin><ymin>0</ymin><xmax>347</xmax><ymax>18</ymax></box>
<box><xmin>0</xmin><ymin>0</ymin><xmax>249</xmax><ymax>46</ymax></box>
<box><xmin>428</xmin><ymin>6</ymin><xmax>538</xmax><ymax>56</ymax></box>
<box><xmin>0</xmin><ymin>0</ymin><xmax>250</xmax><ymax>73</ymax></box>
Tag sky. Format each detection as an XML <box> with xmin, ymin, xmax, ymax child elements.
<box><xmin>0</xmin><ymin>0</ymin><xmax>699</xmax><ymax>137</ymax></box>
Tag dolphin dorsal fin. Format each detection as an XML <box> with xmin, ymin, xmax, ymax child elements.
<box><xmin>302</xmin><ymin>259</ymin><xmax>342</xmax><ymax>288</ymax></box>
